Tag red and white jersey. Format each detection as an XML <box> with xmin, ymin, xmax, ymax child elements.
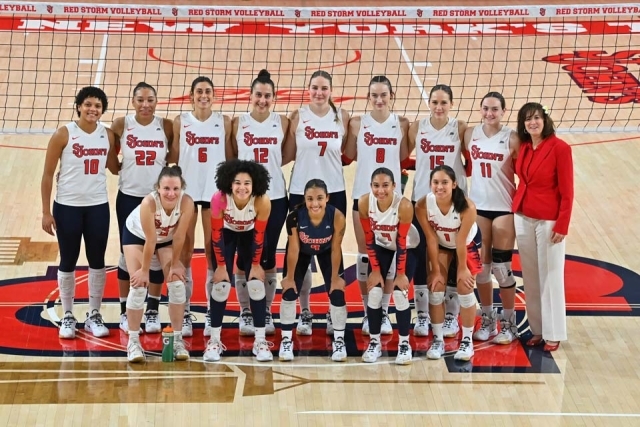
<box><xmin>368</xmin><ymin>192</ymin><xmax>419</xmax><ymax>251</ymax></box>
<box><xmin>426</xmin><ymin>193</ymin><xmax>477</xmax><ymax>250</ymax></box>
<box><xmin>352</xmin><ymin>113</ymin><xmax>403</xmax><ymax>199</ymax></box>
<box><xmin>223</xmin><ymin>195</ymin><xmax>256</xmax><ymax>232</ymax></box>
<box><xmin>55</xmin><ymin>122</ymin><xmax>109</xmax><ymax>206</ymax></box>
<box><xmin>179</xmin><ymin>111</ymin><xmax>226</xmax><ymax>202</ymax></box>
<box><xmin>468</xmin><ymin>125</ymin><xmax>515</xmax><ymax>212</ymax></box>
<box><xmin>118</xmin><ymin>115</ymin><xmax>168</xmax><ymax>197</ymax></box>
<box><xmin>235</xmin><ymin>112</ymin><xmax>286</xmax><ymax>199</ymax></box>
<box><xmin>412</xmin><ymin>117</ymin><xmax>467</xmax><ymax>201</ymax></box>
<box><xmin>290</xmin><ymin>106</ymin><xmax>345</xmax><ymax>194</ymax></box>
<box><xmin>126</xmin><ymin>191</ymin><xmax>184</xmax><ymax>244</ymax></box>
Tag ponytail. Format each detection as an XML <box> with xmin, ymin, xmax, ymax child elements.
<box><xmin>452</xmin><ymin>187</ymin><xmax>469</xmax><ymax>214</ymax></box>
<box><xmin>328</xmin><ymin>98</ymin><xmax>339</xmax><ymax>123</ymax></box>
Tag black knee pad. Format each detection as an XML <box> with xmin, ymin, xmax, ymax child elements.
<box><xmin>117</xmin><ymin>266</ymin><xmax>130</xmax><ymax>281</ymax></box>
<box><xmin>329</xmin><ymin>289</ymin><xmax>345</xmax><ymax>307</ymax></box>
<box><xmin>283</xmin><ymin>288</ymin><xmax>298</xmax><ymax>301</ymax></box>
<box><xmin>492</xmin><ymin>249</ymin><xmax>513</xmax><ymax>263</ymax></box>
<box><xmin>149</xmin><ymin>269</ymin><xmax>165</xmax><ymax>284</ymax></box>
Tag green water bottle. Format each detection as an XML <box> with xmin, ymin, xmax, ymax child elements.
<box><xmin>162</xmin><ymin>326</ymin><xmax>174</xmax><ymax>362</ymax></box>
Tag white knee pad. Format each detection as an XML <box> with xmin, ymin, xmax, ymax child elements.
<box><xmin>280</xmin><ymin>299</ymin><xmax>297</xmax><ymax>325</ymax></box>
<box><xmin>393</xmin><ymin>289</ymin><xmax>410</xmax><ymax>311</ymax></box>
<box><xmin>150</xmin><ymin>254</ymin><xmax>162</xmax><ymax>271</ymax></box>
<box><xmin>118</xmin><ymin>253</ymin><xmax>128</xmax><ymax>272</ymax></box>
<box><xmin>492</xmin><ymin>262</ymin><xmax>516</xmax><ymax>288</ymax></box>
<box><xmin>477</xmin><ymin>263</ymin><xmax>492</xmax><ymax>284</ymax></box>
<box><xmin>367</xmin><ymin>286</ymin><xmax>383</xmax><ymax>309</ymax></box>
<box><xmin>247</xmin><ymin>279</ymin><xmax>266</xmax><ymax>301</ymax></box>
<box><xmin>211</xmin><ymin>281</ymin><xmax>231</xmax><ymax>302</ymax></box>
<box><xmin>458</xmin><ymin>292</ymin><xmax>477</xmax><ymax>309</ymax></box>
<box><xmin>126</xmin><ymin>287</ymin><xmax>147</xmax><ymax>310</ymax></box>
<box><xmin>168</xmin><ymin>280</ymin><xmax>186</xmax><ymax>304</ymax></box>
<box><xmin>356</xmin><ymin>253</ymin><xmax>369</xmax><ymax>282</ymax></box>
<box><xmin>429</xmin><ymin>290</ymin><xmax>445</xmax><ymax>306</ymax></box>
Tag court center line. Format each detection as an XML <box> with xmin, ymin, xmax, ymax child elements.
<box><xmin>94</xmin><ymin>34</ymin><xmax>109</xmax><ymax>87</ymax></box>
<box><xmin>393</xmin><ymin>36</ymin><xmax>429</xmax><ymax>104</ymax></box>
<box><xmin>297</xmin><ymin>410</ymin><xmax>640</xmax><ymax>418</ymax></box>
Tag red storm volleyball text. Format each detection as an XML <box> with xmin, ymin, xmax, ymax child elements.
<box><xmin>243</xmin><ymin>133</ymin><xmax>278</xmax><ymax>146</ymax></box>
<box><xmin>126</xmin><ymin>135</ymin><xmax>164</xmax><ymax>149</ymax></box>
<box><xmin>364</xmin><ymin>133</ymin><xmax>397</xmax><ymax>146</ymax></box>
<box><xmin>72</xmin><ymin>144</ymin><xmax>107</xmax><ymax>158</ymax></box>
<box><xmin>428</xmin><ymin>220</ymin><xmax>459</xmax><ymax>233</ymax></box>
<box><xmin>185</xmin><ymin>132</ymin><xmax>219</xmax><ymax>146</ymax></box>
<box><xmin>4</xmin><ymin>19</ymin><xmax>640</xmax><ymax>36</ymax></box>
<box><xmin>304</xmin><ymin>127</ymin><xmax>338</xmax><ymax>140</ymax></box>
<box><xmin>470</xmin><ymin>145</ymin><xmax>504</xmax><ymax>161</ymax></box>
<box><xmin>420</xmin><ymin>140</ymin><xmax>454</xmax><ymax>153</ymax></box>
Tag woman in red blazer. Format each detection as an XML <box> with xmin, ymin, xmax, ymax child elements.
<box><xmin>513</xmin><ymin>102</ymin><xmax>574</xmax><ymax>352</ymax></box>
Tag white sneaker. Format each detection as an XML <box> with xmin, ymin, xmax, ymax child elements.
<box><xmin>362</xmin><ymin>338</ymin><xmax>382</xmax><ymax>363</ymax></box>
<box><xmin>119</xmin><ymin>313</ymin><xmax>129</xmax><ymax>333</ymax></box>
<box><xmin>454</xmin><ymin>337</ymin><xmax>474</xmax><ymax>361</ymax></box>
<box><xmin>173</xmin><ymin>339</ymin><xmax>190</xmax><ymax>361</ymax></box>
<box><xmin>427</xmin><ymin>340</ymin><xmax>445</xmax><ymax>360</ymax></box>
<box><xmin>493</xmin><ymin>312</ymin><xmax>518</xmax><ymax>345</ymax></box>
<box><xmin>395</xmin><ymin>340</ymin><xmax>412</xmax><ymax>365</ymax></box>
<box><xmin>181</xmin><ymin>312</ymin><xmax>196</xmax><ymax>337</ymax></box>
<box><xmin>331</xmin><ymin>338</ymin><xmax>347</xmax><ymax>362</ymax></box>
<box><xmin>203</xmin><ymin>310</ymin><xmax>212</xmax><ymax>337</ymax></box>
<box><xmin>279</xmin><ymin>337</ymin><xmax>294</xmax><ymax>361</ymax></box>
<box><xmin>473</xmin><ymin>309</ymin><xmax>497</xmax><ymax>341</ymax></box>
<box><xmin>296</xmin><ymin>309</ymin><xmax>313</xmax><ymax>336</ymax></box>
<box><xmin>361</xmin><ymin>316</ymin><xmax>370</xmax><ymax>336</ymax></box>
<box><xmin>59</xmin><ymin>312</ymin><xmax>77</xmax><ymax>339</ymax></box>
<box><xmin>265</xmin><ymin>311</ymin><xmax>276</xmax><ymax>336</ymax></box>
<box><xmin>84</xmin><ymin>310</ymin><xmax>109</xmax><ymax>337</ymax></box>
<box><xmin>326</xmin><ymin>312</ymin><xmax>334</xmax><ymax>335</ymax></box>
<box><xmin>380</xmin><ymin>310</ymin><xmax>393</xmax><ymax>335</ymax></box>
<box><xmin>413</xmin><ymin>312</ymin><xmax>430</xmax><ymax>337</ymax></box>
<box><xmin>442</xmin><ymin>313</ymin><xmax>460</xmax><ymax>338</ymax></box>
<box><xmin>239</xmin><ymin>308</ymin><xmax>255</xmax><ymax>336</ymax></box>
<box><xmin>144</xmin><ymin>310</ymin><xmax>161</xmax><ymax>334</ymax></box>
<box><xmin>253</xmin><ymin>339</ymin><xmax>274</xmax><ymax>362</ymax></box>
<box><xmin>203</xmin><ymin>338</ymin><xmax>226</xmax><ymax>362</ymax></box>
<box><xmin>127</xmin><ymin>340</ymin><xmax>145</xmax><ymax>363</ymax></box>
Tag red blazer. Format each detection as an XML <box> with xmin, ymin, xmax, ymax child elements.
<box><xmin>512</xmin><ymin>134</ymin><xmax>574</xmax><ymax>235</ymax></box>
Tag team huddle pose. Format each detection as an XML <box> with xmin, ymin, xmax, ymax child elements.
<box><xmin>41</xmin><ymin>71</ymin><xmax>574</xmax><ymax>363</ymax></box>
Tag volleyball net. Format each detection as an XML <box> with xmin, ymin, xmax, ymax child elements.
<box><xmin>0</xmin><ymin>2</ymin><xmax>638</xmax><ymax>134</ymax></box>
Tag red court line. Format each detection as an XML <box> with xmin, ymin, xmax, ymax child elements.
<box><xmin>0</xmin><ymin>144</ymin><xmax>46</xmax><ymax>151</ymax></box>
<box><xmin>570</xmin><ymin>136</ymin><xmax>639</xmax><ymax>147</ymax></box>
<box><xmin>148</xmin><ymin>48</ymin><xmax>362</xmax><ymax>72</ymax></box>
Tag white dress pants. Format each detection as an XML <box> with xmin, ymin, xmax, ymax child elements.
<box><xmin>515</xmin><ymin>213</ymin><xmax>567</xmax><ymax>341</ymax></box>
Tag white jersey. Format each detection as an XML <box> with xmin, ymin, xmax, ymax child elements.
<box><xmin>235</xmin><ymin>113</ymin><xmax>286</xmax><ymax>200</ymax></box>
<box><xmin>126</xmin><ymin>191</ymin><xmax>184</xmax><ymax>244</ymax></box>
<box><xmin>426</xmin><ymin>193</ymin><xmax>477</xmax><ymax>250</ymax></box>
<box><xmin>468</xmin><ymin>125</ymin><xmax>515</xmax><ymax>212</ymax></box>
<box><xmin>55</xmin><ymin>122</ymin><xmax>110</xmax><ymax>206</ymax></box>
<box><xmin>412</xmin><ymin>117</ymin><xmax>467</xmax><ymax>201</ymax></box>
<box><xmin>352</xmin><ymin>113</ymin><xmax>403</xmax><ymax>199</ymax></box>
<box><xmin>368</xmin><ymin>192</ymin><xmax>419</xmax><ymax>251</ymax></box>
<box><xmin>179</xmin><ymin>111</ymin><xmax>226</xmax><ymax>202</ymax></box>
<box><xmin>223</xmin><ymin>195</ymin><xmax>256</xmax><ymax>232</ymax></box>
<box><xmin>118</xmin><ymin>115</ymin><xmax>168</xmax><ymax>197</ymax></box>
<box><xmin>290</xmin><ymin>106</ymin><xmax>345</xmax><ymax>194</ymax></box>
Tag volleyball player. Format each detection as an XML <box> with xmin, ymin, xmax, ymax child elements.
<box><xmin>359</xmin><ymin>168</ymin><xmax>419</xmax><ymax>364</ymax></box>
<box><xmin>41</xmin><ymin>86</ymin><xmax>119</xmax><ymax>339</ymax></box>
<box><xmin>232</xmin><ymin>69</ymin><xmax>290</xmax><ymax>337</ymax></box>
<box><xmin>203</xmin><ymin>160</ymin><xmax>272</xmax><ymax>362</ymax></box>
<box><xmin>407</xmin><ymin>84</ymin><xmax>468</xmax><ymax>338</ymax></box>
<box><xmin>123</xmin><ymin>166</ymin><xmax>194</xmax><ymax>363</ymax></box>
<box><xmin>278</xmin><ymin>179</ymin><xmax>347</xmax><ymax>361</ymax></box>
<box><xmin>282</xmin><ymin>70</ymin><xmax>350</xmax><ymax>336</ymax></box>
<box><xmin>343</xmin><ymin>75</ymin><xmax>410</xmax><ymax>337</ymax></box>
<box><xmin>111</xmin><ymin>82</ymin><xmax>174</xmax><ymax>335</ymax></box>
<box><xmin>464</xmin><ymin>92</ymin><xmax>520</xmax><ymax>344</ymax></box>
<box><xmin>174</xmin><ymin>76</ymin><xmax>232</xmax><ymax>337</ymax></box>
<box><xmin>416</xmin><ymin>165</ymin><xmax>482</xmax><ymax>361</ymax></box>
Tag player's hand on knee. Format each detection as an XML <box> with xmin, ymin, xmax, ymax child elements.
<box><xmin>281</xmin><ymin>275</ymin><xmax>295</xmax><ymax>292</ymax></box>
<box><xmin>427</xmin><ymin>273</ymin><xmax>445</xmax><ymax>292</ymax></box>
<box><xmin>169</xmin><ymin>262</ymin><xmax>186</xmax><ymax>282</ymax></box>
<box><xmin>42</xmin><ymin>214</ymin><xmax>56</xmax><ymax>236</ymax></box>
<box><xmin>457</xmin><ymin>267</ymin><xmax>475</xmax><ymax>291</ymax></box>
<box><xmin>213</xmin><ymin>266</ymin><xmax>229</xmax><ymax>284</ymax></box>
<box><xmin>131</xmin><ymin>269</ymin><xmax>149</xmax><ymax>288</ymax></box>
<box><xmin>393</xmin><ymin>274</ymin><xmax>410</xmax><ymax>292</ymax></box>
<box><xmin>249</xmin><ymin>264</ymin><xmax>265</xmax><ymax>283</ymax></box>
<box><xmin>330</xmin><ymin>276</ymin><xmax>346</xmax><ymax>293</ymax></box>
<box><xmin>367</xmin><ymin>270</ymin><xmax>384</xmax><ymax>292</ymax></box>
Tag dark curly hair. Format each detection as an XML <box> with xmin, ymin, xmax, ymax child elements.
<box><xmin>74</xmin><ymin>86</ymin><xmax>108</xmax><ymax>117</ymax></box>
<box><xmin>215</xmin><ymin>159</ymin><xmax>270</xmax><ymax>196</ymax></box>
